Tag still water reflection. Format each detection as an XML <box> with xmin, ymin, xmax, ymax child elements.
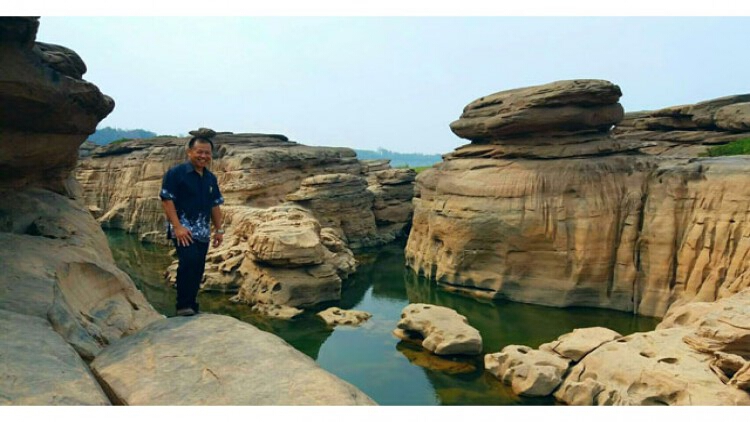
<box><xmin>107</xmin><ymin>229</ymin><xmax>660</xmax><ymax>405</ymax></box>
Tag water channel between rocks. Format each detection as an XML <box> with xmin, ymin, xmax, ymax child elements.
<box><xmin>106</xmin><ymin>229</ymin><xmax>660</xmax><ymax>405</ymax></box>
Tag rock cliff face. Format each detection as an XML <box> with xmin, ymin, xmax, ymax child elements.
<box><xmin>77</xmin><ymin>135</ymin><xmax>414</xmax><ymax>247</ymax></box>
<box><xmin>406</xmin><ymin>79</ymin><xmax>750</xmax><ymax>317</ymax></box>
<box><xmin>0</xmin><ymin>17</ymin><xmax>374</xmax><ymax>405</ymax></box>
<box><xmin>76</xmin><ymin>133</ymin><xmax>415</xmax><ymax>312</ymax></box>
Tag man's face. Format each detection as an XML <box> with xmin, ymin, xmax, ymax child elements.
<box><xmin>187</xmin><ymin>140</ymin><xmax>212</xmax><ymax>170</ymax></box>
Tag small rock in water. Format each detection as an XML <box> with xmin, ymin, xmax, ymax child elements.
<box><xmin>317</xmin><ymin>307</ymin><xmax>372</xmax><ymax>327</ymax></box>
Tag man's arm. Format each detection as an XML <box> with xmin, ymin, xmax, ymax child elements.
<box><xmin>162</xmin><ymin>200</ymin><xmax>193</xmax><ymax>246</ymax></box>
<box><xmin>211</xmin><ymin>205</ymin><xmax>223</xmax><ymax>247</ymax></box>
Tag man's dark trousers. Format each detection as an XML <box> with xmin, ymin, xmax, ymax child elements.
<box><xmin>173</xmin><ymin>240</ymin><xmax>209</xmax><ymax>313</ymax></box>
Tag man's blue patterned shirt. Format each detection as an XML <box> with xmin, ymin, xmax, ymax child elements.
<box><xmin>159</xmin><ymin>161</ymin><xmax>224</xmax><ymax>243</ymax></box>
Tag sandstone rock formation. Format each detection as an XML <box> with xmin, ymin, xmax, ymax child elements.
<box><xmin>0</xmin><ymin>309</ymin><xmax>110</xmax><ymax>405</ymax></box>
<box><xmin>484</xmin><ymin>289</ymin><xmax>750</xmax><ymax>405</ymax></box>
<box><xmin>394</xmin><ymin>303</ymin><xmax>482</xmax><ymax>355</ymax></box>
<box><xmin>484</xmin><ymin>345</ymin><xmax>570</xmax><ymax>397</ymax></box>
<box><xmin>163</xmin><ymin>205</ymin><xmax>356</xmax><ymax>317</ymax></box>
<box><xmin>0</xmin><ymin>17</ymin><xmax>374</xmax><ymax>405</ymax></box>
<box><xmin>0</xmin><ymin>18</ymin><xmax>114</xmax><ymax>193</ymax></box>
<box><xmin>539</xmin><ymin>327</ymin><xmax>621</xmax><ymax>362</ymax></box>
<box><xmin>613</xmin><ymin>94</ymin><xmax>750</xmax><ymax>157</ymax></box>
<box><xmin>77</xmin><ymin>134</ymin><xmax>414</xmax><ymax>248</ymax></box>
<box><xmin>317</xmin><ymin>307</ymin><xmax>372</xmax><ymax>327</ymax></box>
<box><xmin>406</xmin><ymin>79</ymin><xmax>750</xmax><ymax>317</ymax></box>
<box><xmin>90</xmin><ymin>314</ymin><xmax>376</xmax><ymax>405</ymax></box>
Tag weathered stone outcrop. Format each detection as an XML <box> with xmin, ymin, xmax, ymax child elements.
<box><xmin>286</xmin><ymin>173</ymin><xmax>379</xmax><ymax>248</ymax></box>
<box><xmin>393</xmin><ymin>303</ymin><xmax>482</xmax><ymax>355</ymax></box>
<box><xmin>485</xmin><ymin>345</ymin><xmax>570</xmax><ymax>397</ymax></box>
<box><xmin>1</xmin><ymin>17</ymin><xmax>374</xmax><ymax>405</ymax></box>
<box><xmin>0</xmin><ymin>309</ymin><xmax>110</xmax><ymax>405</ymax></box>
<box><xmin>163</xmin><ymin>205</ymin><xmax>356</xmax><ymax>316</ymax></box>
<box><xmin>0</xmin><ymin>17</ymin><xmax>114</xmax><ymax>193</ymax></box>
<box><xmin>406</xmin><ymin>79</ymin><xmax>750</xmax><ymax>317</ymax></box>
<box><xmin>90</xmin><ymin>314</ymin><xmax>376</xmax><ymax>405</ymax></box>
<box><xmin>484</xmin><ymin>289</ymin><xmax>750</xmax><ymax>405</ymax></box>
<box><xmin>77</xmin><ymin>134</ymin><xmax>414</xmax><ymax>248</ymax></box>
<box><xmin>613</xmin><ymin>94</ymin><xmax>750</xmax><ymax>157</ymax></box>
<box><xmin>0</xmin><ymin>17</ymin><xmax>156</xmax><ymax>404</ymax></box>
<box><xmin>366</xmin><ymin>167</ymin><xmax>416</xmax><ymax>242</ymax></box>
<box><xmin>317</xmin><ymin>307</ymin><xmax>372</xmax><ymax>327</ymax></box>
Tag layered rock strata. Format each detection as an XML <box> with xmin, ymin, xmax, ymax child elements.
<box><xmin>1</xmin><ymin>17</ymin><xmax>374</xmax><ymax>405</ymax></box>
<box><xmin>77</xmin><ymin>135</ymin><xmax>414</xmax><ymax>248</ymax></box>
<box><xmin>613</xmin><ymin>94</ymin><xmax>750</xmax><ymax>157</ymax></box>
<box><xmin>406</xmin><ymin>79</ymin><xmax>750</xmax><ymax>317</ymax></box>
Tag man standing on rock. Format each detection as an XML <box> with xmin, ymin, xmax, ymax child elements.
<box><xmin>160</xmin><ymin>128</ymin><xmax>224</xmax><ymax>316</ymax></box>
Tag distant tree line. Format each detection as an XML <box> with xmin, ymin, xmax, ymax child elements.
<box><xmin>87</xmin><ymin>127</ymin><xmax>158</xmax><ymax>145</ymax></box>
<box><xmin>354</xmin><ymin>148</ymin><xmax>442</xmax><ymax>167</ymax></box>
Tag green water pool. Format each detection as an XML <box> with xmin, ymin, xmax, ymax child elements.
<box><xmin>106</xmin><ymin>229</ymin><xmax>660</xmax><ymax>405</ymax></box>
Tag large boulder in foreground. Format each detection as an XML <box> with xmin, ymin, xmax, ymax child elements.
<box><xmin>393</xmin><ymin>303</ymin><xmax>482</xmax><ymax>355</ymax></box>
<box><xmin>90</xmin><ymin>314</ymin><xmax>376</xmax><ymax>405</ymax></box>
<box><xmin>0</xmin><ymin>309</ymin><xmax>110</xmax><ymax>405</ymax></box>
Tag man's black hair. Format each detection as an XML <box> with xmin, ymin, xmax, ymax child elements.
<box><xmin>188</xmin><ymin>136</ymin><xmax>214</xmax><ymax>150</ymax></box>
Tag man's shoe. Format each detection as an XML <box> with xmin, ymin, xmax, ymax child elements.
<box><xmin>176</xmin><ymin>308</ymin><xmax>196</xmax><ymax>317</ymax></box>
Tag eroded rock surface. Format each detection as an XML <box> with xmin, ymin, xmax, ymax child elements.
<box><xmin>407</xmin><ymin>79</ymin><xmax>750</xmax><ymax>317</ymax></box>
<box><xmin>164</xmin><ymin>205</ymin><xmax>355</xmax><ymax>314</ymax></box>
<box><xmin>394</xmin><ymin>303</ymin><xmax>482</xmax><ymax>355</ymax></box>
<box><xmin>539</xmin><ymin>327</ymin><xmax>621</xmax><ymax>362</ymax></box>
<box><xmin>317</xmin><ymin>307</ymin><xmax>372</xmax><ymax>327</ymax></box>
<box><xmin>484</xmin><ymin>345</ymin><xmax>570</xmax><ymax>397</ymax></box>
<box><xmin>90</xmin><ymin>314</ymin><xmax>376</xmax><ymax>405</ymax></box>
<box><xmin>0</xmin><ymin>309</ymin><xmax>110</xmax><ymax>405</ymax></box>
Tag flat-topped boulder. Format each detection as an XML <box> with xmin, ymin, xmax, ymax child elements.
<box><xmin>393</xmin><ymin>303</ymin><xmax>482</xmax><ymax>355</ymax></box>
<box><xmin>90</xmin><ymin>314</ymin><xmax>376</xmax><ymax>405</ymax></box>
<box><xmin>450</xmin><ymin>79</ymin><xmax>624</xmax><ymax>141</ymax></box>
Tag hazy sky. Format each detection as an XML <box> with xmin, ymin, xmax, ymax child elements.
<box><xmin>36</xmin><ymin>16</ymin><xmax>750</xmax><ymax>154</ymax></box>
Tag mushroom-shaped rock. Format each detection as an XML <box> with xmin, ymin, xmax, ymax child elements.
<box><xmin>317</xmin><ymin>307</ymin><xmax>372</xmax><ymax>327</ymax></box>
<box><xmin>450</xmin><ymin>79</ymin><xmax>623</xmax><ymax>141</ymax></box>
<box><xmin>484</xmin><ymin>345</ymin><xmax>570</xmax><ymax>397</ymax></box>
<box><xmin>539</xmin><ymin>327</ymin><xmax>621</xmax><ymax>362</ymax></box>
<box><xmin>393</xmin><ymin>303</ymin><xmax>482</xmax><ymax>355</ymax></box>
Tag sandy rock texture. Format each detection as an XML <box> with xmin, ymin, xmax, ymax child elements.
<box><xmin>613</xmin><ymin>94</ymin><xmax>750</xmax><ymax>157</ymax></box>
<box><xmin>90</xmin><ymin>314</ymin><xmax>376</xmax><ymax>405</ymax></box>
<box><xmin>1</xmin><ymin>17</ymin><xmax>375</xmax><ymax>406</ymax></box>
<box><xmin>394</xmin><ymin>303</ymin><xmax>482</xmax><ymax>355</ymax></box>
<box><xmin>484</xmin><ymin>289</ymin><xmax>750</xmax><ymax>405</ymax></box>
<box><xmin>164</xmin><ymin>205</ymin><xmax>355</xmax><ymax>315</ymax></box>
<box><xmin>0</xmin><ymin>309</ymin><xmax>110</xmax><ymax>405</ymax></box>
<box><xmin>77</xmin><ymin>134</ymin><xmax>413</xmax><ymax>248</ymax></box>
<box><xmin>485</xmin><ymin>345</ymin><xmax>570</xmax><ymax>397</ymax></box>
<box><xmin>317</xmin><ymin>307</ymin><xmax>372</xmax><ymax>327</ymax></box>
<box><xmin>406</xmin><ymin>79</ymin><xmax>750</xmax><ymax>317</ymax></box>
